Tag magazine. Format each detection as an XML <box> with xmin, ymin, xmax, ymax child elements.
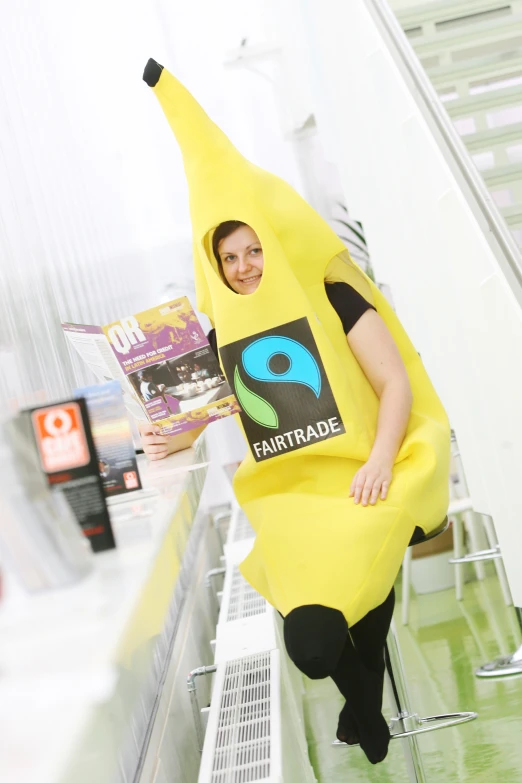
<box><xmin>62</xmin><ymin>297</ymin><xmax>239</xmax><ymax>435</ymax></box>
<box><xmin>75</xmin><ymin>381</ymin><xmax>143</xmax><ymax>497</ymax></box>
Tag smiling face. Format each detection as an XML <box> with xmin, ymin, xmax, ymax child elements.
<box><xmin>217</xmin><ymin>224</ymin><xmax>264</xmax><ymax>295</ymax></box>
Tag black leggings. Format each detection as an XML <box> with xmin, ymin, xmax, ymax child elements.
<box><xmin>282</xmin><ymin>590</ymin><xmax>395</xmax><ymax>763</ymax></box>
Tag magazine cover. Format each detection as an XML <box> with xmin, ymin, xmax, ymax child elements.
<box><xmin>103</xmin><ymin>297</ymin><xmax>240</xmax><ymax>435</ymax></box>
<box><xmin>75</xmin><ymin>381</ymin><xmax>142</xmax><ymax>497</ymax></box>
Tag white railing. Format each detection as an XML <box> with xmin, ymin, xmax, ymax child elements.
<box><xmin>395</xmin><ymin>0</ymin><xmax>522</xmax><ymax>251</ymax></box>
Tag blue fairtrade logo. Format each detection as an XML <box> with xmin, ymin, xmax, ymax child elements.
<box><xmin>233</xmin><ymin>336</ymin><xmax>321</xmax><ymax>429</ymax></box>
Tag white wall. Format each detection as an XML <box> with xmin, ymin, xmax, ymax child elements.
<box><xmin>295</xmin><ymin>0</ymin><xmax>522</xmax><ymax>606</ymax></box>
<box><xmin>0</xmin><ymin>0</ymin><xmax>304</xmax><ymax>410</ymax></box>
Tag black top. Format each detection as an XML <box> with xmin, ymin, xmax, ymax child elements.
<box><xmin>206</xmin><ymin>281</ymin><xmax>375</xmax><ymax>356</ymax></box>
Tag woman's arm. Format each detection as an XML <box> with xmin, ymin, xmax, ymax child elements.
<box><xmin>347</xmin><ymin>309</ymin><xmax>413</xmax><ymax>506</ymax></box>
<box><xmin>140</xmin><ymin>329</ymin><xmax>218</xmax><ymax>461</ymax></box>
<box><xmin>138</xmin><ymin>421</ymin><xmax>207</xmax><ymax>460</ymax></box>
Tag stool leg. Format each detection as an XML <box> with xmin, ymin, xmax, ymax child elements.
<box><xmin>463</xmin><ymin>510</ymin><xmax>487</xmax><ymax>581</ymax></box>
<box><xmin>402</xmin><ymin>548</ymin><xmax>413</xmax><ymax>626</ymax></box>
<box><xmin>386</xmin><ymin>622</ymin><xmax>428</xmax><ymax>783</ymax></box>
<box><xmin>452</xmin><ymin>514</ymin><xmax>465</xmax><ymax>601</ymax></box>
<box><xmin>481</xmin><ymin>515</ymin><xmax>513</xmax><ymax>606</ymax></box>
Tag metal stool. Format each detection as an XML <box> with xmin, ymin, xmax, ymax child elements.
<box><xmin>334</xmin><ymin>518</ymin><xmax>478</xmax><ymax>781</ymax></box>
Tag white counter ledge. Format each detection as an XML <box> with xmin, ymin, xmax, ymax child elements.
<box><xmin>0</xmin><ymin>436</ymin><xmax>210</xmax><ymax>783</ymax></box>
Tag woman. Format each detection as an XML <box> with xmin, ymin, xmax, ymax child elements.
<box><xmin>141</xmin><ymin>60</ymin><xmax>450</xmax><ymax>765</ymax></box>
<box><xmin>140</xmin><ymin>219</ymin><xmax>437</xmax><ymax>763</ymax></box>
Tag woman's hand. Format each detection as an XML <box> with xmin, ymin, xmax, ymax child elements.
<box><xmin>350</xmin><ymin>458</ymin><xmax>393</xmax><ymax>506</ymax></box>
<box><xmin>138</xmin><ymin>421</ymin><xmax>170</xmax><ymax>461</ymax></box>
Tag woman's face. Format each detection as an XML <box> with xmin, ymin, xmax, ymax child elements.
<box><xmin>217</xmin><ymin>224</ymin><xmax>264</xmax><ymax>295</ymax></box>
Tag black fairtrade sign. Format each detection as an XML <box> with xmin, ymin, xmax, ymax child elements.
<box><xmin>219</xmin><ymin>317</ymin><xmax>345</xmax><ymax>462</ymax></box>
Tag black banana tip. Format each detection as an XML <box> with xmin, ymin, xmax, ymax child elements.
<box><xmin>143</xmin><ymin>58</ymin><xmax>164</xmax><ymax>87</ymax></box>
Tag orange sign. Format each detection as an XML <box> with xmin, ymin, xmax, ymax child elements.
<box><xmin>32</xmin><ymin>402</ymin><xmax>91</xmax><ymax>473</ymax></box>
<box><xmin>123</xmin><ymin>471</ymin><xmax>139</xmax><ymax>489</ymax></box>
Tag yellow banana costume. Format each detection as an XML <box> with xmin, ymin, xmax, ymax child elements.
<box><xmin>146</xmin><ymin>63</ymin><xmax>450</xmax><ymax>626</ymax></box>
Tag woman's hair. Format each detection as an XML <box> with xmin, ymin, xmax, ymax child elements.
<box><xmin>212</xmin><ymin>220</ymin><xmax>246</xmax><ymax>264</ymax></box>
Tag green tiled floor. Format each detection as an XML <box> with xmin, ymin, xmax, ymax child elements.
<box><xmin>303</xmin><ymin>569</ymin><xmax>522</xmax><ymax>782</ymax></box>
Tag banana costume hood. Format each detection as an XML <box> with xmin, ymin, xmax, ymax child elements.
<box><xmin>145</xmin><ymin>61</ymin><xmax>450</xmax><ymax>626</ymax></box>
